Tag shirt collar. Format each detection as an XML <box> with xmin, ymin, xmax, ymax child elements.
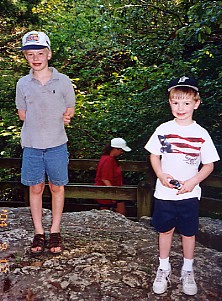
<box><xmin>28</xmin><ymin>67</ymin><xmax>59</xmax><ymax>81</ymax></box>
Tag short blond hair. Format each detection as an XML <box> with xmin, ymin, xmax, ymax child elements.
<box><xmin>169</xmin><ymin>86</ymin><xmax>200</xmax><ymax>102</ymax></box>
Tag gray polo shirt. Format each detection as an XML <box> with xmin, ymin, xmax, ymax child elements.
<box><xmin>16</xmin><ymin>67</ymin><xmax>75</xmax><ymax>149</ymax></box>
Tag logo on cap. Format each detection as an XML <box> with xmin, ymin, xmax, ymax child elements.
<box><xmin>26</xmin><ymin>34</ymin><xmax>39</xmax><ymax>43</ymax></box>
<box><xmin>168</xmin><ymin>76</ymin><xmax>199</xmax><ymax>92</ymax></box>
<box><xmin>178</xmin><ymin>76</ymin><xmax>189</xmax><ymax>83</ymax></box>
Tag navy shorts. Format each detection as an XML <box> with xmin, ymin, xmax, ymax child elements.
<box><xmin>21</xmin><ymin>144</ymin><xmax>69</xmax><ymax>186</ymax></box>
<box><xmin>152</xmin><ymin>197</ymin><xmax>199</xmax><ymax>236</ymax></box>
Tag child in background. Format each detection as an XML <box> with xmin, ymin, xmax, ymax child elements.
<box><xmin>95</xmin><ymin>138</ymin><xmax>131</xmax><ymax>215</ymax></box>
<box><xmin>144</xmin><ymin>76</ymin><xmax>219</xmax><ymax>295</ymax></box>
<box><xmin>16</xmin><ymin>31</ymin><xmax>75</xmax><ymax>255</ymax></box>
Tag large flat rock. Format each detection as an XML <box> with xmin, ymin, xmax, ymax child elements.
<box><xmin>0</xmin><ymin>208</ymin><xmax>221</xmax><ymax>300</ymax></box>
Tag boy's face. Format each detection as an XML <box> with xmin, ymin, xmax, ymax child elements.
<box><xmin>23</xmin><ymin>48</ymin><xmax>52</xmax><ymax>72</ymax></box>
<box><xmin>169</xmin><ymin>92</ymin><xmax>200</xmax><ymax>125</ymax></box>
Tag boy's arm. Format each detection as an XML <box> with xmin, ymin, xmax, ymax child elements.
<box><xmin>178</xmin><ymin>162</ymin><xmax>214</xmax><ymax>195</ymax></box>
<box><xmin>17</xmin><ymin>109</ymin><xmax>26</xmax><ymax>121</ymax></box>
<box><xmin>63</xmin><ymin>107</ymin><xmax>75</xmax><ymax>125</ymax></box>
<box><xmin>150</xmin><ymin>154</ymin><xmax>173</xmax><ymax>187</ymax></box>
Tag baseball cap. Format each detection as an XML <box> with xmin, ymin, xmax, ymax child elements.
<box><xmin>168</xmin><ymin>76</ymin><xmax>199</xmax><ymax>92</ymax></box>
<box><xmin>111</xmin><ymin>138</ymin><xmax>131</xmax><ymax>152</ymax></box>
<box><xmin>20</xmin><ymin>31</ymin><xmax>51</xmax><ymax>50</ymax></box>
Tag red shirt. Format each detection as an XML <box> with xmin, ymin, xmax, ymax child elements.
<box><xmin>95</xmin><ymin>155</ymin><xmax>122</xmax><ymax>186</ymax></box>
<box><xmin>95</xmin><ymin>155</ymin><xmax>122</xmax><ymax>205</ymax></box>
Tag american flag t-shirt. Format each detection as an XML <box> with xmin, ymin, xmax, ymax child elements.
<box><xmin>144</xmin><ymin>119</ymin><xmax>220</xmax><ymax>200</ymax></box>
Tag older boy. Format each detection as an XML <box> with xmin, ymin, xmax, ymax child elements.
<box><xmin>144</xmin><ymin>76</ymin><xmax>219</xmax><ymax>295</ymax></box>
<box><xmin>16</xmin><ymin>31</ymin><xmax>75</xmax><ymax>255</ymax></box>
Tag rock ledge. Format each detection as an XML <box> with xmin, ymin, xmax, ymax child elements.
<box><xmin>0</xmin><ymin>208</ymin><xmax>221</xmax><ymax>300</ymax></box>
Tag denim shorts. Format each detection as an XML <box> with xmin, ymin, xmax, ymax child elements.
<box><xmin>152</xmin><ymin>197</ymin><xmax>199</xmax><ymax>236</ymax></box>
<box><xmin>21</xmin><ymin>144</ymin><xmax>69</xmax><ymax>186</ymax></box>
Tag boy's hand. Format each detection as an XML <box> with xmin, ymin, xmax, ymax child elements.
<box><xmin>176</xmin><ymin>178</ymin><xmax>196</xmax><ymax>195</ymax></box>
<box><xmin>63</xmin><ymin>107</ymin><xmax>75</xmax><ymax>125</ymax></box>
<box><xmin>18</xmin><ymin>109</ymin><xmax>26</xmax><ymax>121</ymax></box>
<box><xmin>177</xmin><ymin>163</ymin><xmax>214</xmax><ymax>195</ymax></box>
<box><xmin>63</xmin><ymin>113</ymin><xmax>71</xmax><ymax>125</ymax></box>
<box><xmin>158</xmin><ymin>173</ymin><xmax>174</xmax><ymax>188</ymax></box>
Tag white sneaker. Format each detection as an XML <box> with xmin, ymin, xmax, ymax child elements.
<box><xmin>153</xmin><ymin>266</ymin><xmax>171</xmax><ymax>294</ymax></box>
<box><xmin>181</xmin><ymin>270</ymin><xmax>198</xmax><ymax>295</ymax></box>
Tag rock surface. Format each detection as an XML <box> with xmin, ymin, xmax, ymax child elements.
<box><xmin>0</xmin><ymin>207</ymin><xmax>221</xmax><ymax>301</ymax></box>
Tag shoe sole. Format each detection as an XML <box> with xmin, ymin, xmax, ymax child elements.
<box><xmin>183</xmin><ymin>288</ymin><xmax>198</xmax><ymax>296</ymax></box>
<box><xmin>153</xmin><ymin>286</ymin><xmax>168</xmax><ymax>294</ymax></box>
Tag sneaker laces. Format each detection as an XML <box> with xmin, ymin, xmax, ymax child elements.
<box><xmin>156</xmin><ymin>269</ymin><xmax>170</xmax><ymax>283</ymax></box>
<box><xmin>181</xmin><ymin>271</ymin><xmax>195</xmax><ymax>284</ymax></box>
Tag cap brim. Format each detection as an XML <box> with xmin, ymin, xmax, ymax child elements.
<box><xmin>168</xmin><ymin>85</ymin><xmax>198</xmax><ymax>92</ymax></box>
<box><xmin>20</xmin><ymin>45</ymin><xmax>49</xmax><ymax>50</ymax></box>
<box><xmin>122</xmin><ymin>146</ymin><xmax>131</xmax><ymax>152</ymax></box>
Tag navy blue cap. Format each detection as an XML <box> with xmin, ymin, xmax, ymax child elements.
<box><xmin>168</xmin><ymin>76</ymin><xmax>199</xmax><ymax>92</ymax></box>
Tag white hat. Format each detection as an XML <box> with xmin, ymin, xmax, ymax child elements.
<box><xmin>111</xmin><ymin>138</ymin><xmax>131</xmax><ymax>152</ymax></box>
<box><xmin>20</xmin><ymin>31</ymin><xmax>51</xmax><ymax>50</ymax></box>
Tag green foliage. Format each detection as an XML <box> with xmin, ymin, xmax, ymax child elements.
<box><xmin>0</xmin><ymin>110</ymin><xmax>22</xmax><ymax>157</ymax></box>
<box><xmin>0</xmin><ymin>0</ymin><xmax>221</xmax><ymax>166</ymax></box>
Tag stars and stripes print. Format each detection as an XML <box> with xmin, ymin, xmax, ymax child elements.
<box><xmin>158</xmin><ymin>134</ymin><xmax>205</xmax><ymax>157</ymax></box>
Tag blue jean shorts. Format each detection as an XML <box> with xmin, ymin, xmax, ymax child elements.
<box><xmin>21</xmin><ymin>144</ymin><xmax>69</xmax><ymax>186</ymax></box>
<box><xmin>152</xmin><ymin>197</ymin><xmax>199</xmax><ymax>236</ymax></box>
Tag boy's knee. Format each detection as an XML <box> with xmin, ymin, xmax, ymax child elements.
<box><xmin>30</xmin><ymin>183</ymin><xmax>45</xmax><ymax>195</ymax></box>
<box><xmin>49</xmin><ymin>183</ymin><xmax>64</xmax><ymax>194</ymax></box>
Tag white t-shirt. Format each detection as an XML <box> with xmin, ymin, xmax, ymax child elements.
<box><xmin>144</xmin><ymin>119</ymin><xmax>220</xmax><ymax>200</ymax></box>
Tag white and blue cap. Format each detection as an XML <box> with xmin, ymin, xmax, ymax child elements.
<box><xmin>20</xmin><ymin>31</ymin><xmax>51</xmax><ymax>50</ymax></box>
<box><xmin>111</xmin><ymin>138</ymin><xmax>131</xmax><ymax>152</ymax></box>
<box><xmin>168</xmin><ymin>76</ymin><xmax>199</xmax><ymax>92</ymax></box>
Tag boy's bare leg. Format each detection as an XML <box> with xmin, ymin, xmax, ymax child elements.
<box><xmin>30</xmin><ymin>183</ymin><xmax>45</xmax><ymax>234</ymax></box>
<box><xmin>181</xmin><ymin>235</ymin><xmax>197</xmax><ymax>295</ymax></box>
<box><xmin>182</xmin><ymin>235</ymin><xmax>195</xmax><ymax>259</ymax></box>
<box><xmin>159</xmin><ymin>228</ymin><xmax>174</xmax><ymax>258</ymax></box>
<box><xmin>152</xmin><ymin>228</ymin><xmax>174</xmax><ymax>294</ymax></box>
<box><xmin>29</xmin><ymin>183</ymin><xmax>45</xmax><ymax>252</ymax></box>
<box><xmin>49</xmin><ymin>183</ymin><xmax>65</xmax><ymax>253</ymax></box>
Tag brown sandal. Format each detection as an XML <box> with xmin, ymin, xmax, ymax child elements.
<box><xmin>31</xmin><ymin>234</ymin><xmax>45</xmax><ymax>255</ymax></box>
<box><xmin>49</xmin><ymin>233</ymin><xmax>63</xmax><ymax>255</ymax></box>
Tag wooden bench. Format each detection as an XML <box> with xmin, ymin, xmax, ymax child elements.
<box><xmin>0</xmin><ymin>158</ymin><xmax>222</xmax><ymax>219</ymax></box>
<box><xmin>0</xmin><ymin>158</ymin><xmax>154</xmax><ymax>219</ymax></box>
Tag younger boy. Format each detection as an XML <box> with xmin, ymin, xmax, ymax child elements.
<box><xmin>144</xmin><ymin>76</ymin><xmax>219</xmax><ymax>295</ymax></box>
<box><xmin>16</xmin><ymin>31</ymin><xmax>75</xmax><ymax>255</ymax></box>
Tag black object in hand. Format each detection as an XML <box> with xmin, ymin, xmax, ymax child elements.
<box><xmin>169</xmin><ymin>179</ymin><xmax>182</xmax><ymax>190</ymax></box>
